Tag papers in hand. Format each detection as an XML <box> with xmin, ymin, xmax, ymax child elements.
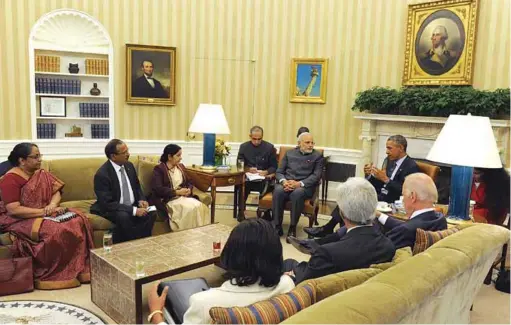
<box><xmin>245</xmin><ymin>172</ymin><xmax>265</xmax><ymax>181</ymax></box>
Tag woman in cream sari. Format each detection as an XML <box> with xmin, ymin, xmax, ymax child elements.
<box><xmin>149</xmin><ymin>144</ymin><xmax>209</xmax><ymax>230</ymax></box>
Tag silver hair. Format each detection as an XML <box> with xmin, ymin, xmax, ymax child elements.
<box><xmin>250</xmin><ymin>125</ymin><xmax>264</xmax><ymax>135</ymax></box>
<box><xmin>298</xmin><ymin>132</ymin><xmax>312</xmax><ymax>142</ymax></box>
<box><xmin>433</xmin><ymin>25</ymin><xmax>448</xmax><ymax>39</ymax></box>
<box><xmin>335</xmin><ymin>178</ymin><xmax>378</xmax><ymax>225</ymax></box>
<box><xmin>387</xmin><ymin>134</ymin><xmax>408</xmax><ymax>152</ymax></box>
<box><xmin>403</xmin><ymin>173</ymin><xmax>438</xmax><ymax>203</ymax></box>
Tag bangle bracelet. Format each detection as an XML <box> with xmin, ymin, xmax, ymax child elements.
<box><xmin>147</xmin><ymin>310</ymin><xmax>163</xmax><ymax>323</ymax></box>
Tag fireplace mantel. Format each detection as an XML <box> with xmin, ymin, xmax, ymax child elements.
<box><xmin>354</xmin><ymin>113</ymin><xmax>510</xmax><ymax>174</ymax></box>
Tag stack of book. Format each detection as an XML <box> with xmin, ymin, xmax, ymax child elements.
<box><xmin>35</xmin><ymin>55</ymin><xmax>60</xmax><ymax>72</ymax></box>
<box><xmin>85</xmin><ymin>58</ymin><xmax>109</xmax><ymax>75</ymax></box>
<box><xmin>36</xmin><ymin>78</ymin><xmax>81</xmax><ymax>95</ymax></box>
<box><xmin>91</xmin><ymin>124</ymin><xmax>109</xmax><ymax>139</ymax></box>
<box><xmin>37</xmin><ymin>123</ymin><xmax>57</xmax><ymax>139</ymax></box>
<box><xmin>79</xmin><ymin>103</ymin><xmax>109</xmax><ymax>118</ymax></box>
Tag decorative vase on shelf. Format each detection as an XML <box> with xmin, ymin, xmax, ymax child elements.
<box><xmin>68</xmin><ymin>63</ymin><xmax>79</xmax><ymax>74</ymax></box>
<box><xmin>90</xmin><ymin>83</ymin><xmax>101</xmax><ymax>96</ymax></box>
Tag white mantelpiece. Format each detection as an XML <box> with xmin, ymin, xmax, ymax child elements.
<box><xmin>354</xmin><ymin>113</ymin><xmax>510</xmax><ymax>175</ymax></box>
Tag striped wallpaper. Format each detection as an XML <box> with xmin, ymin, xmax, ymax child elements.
<box><xmin>0</xmin><ymin>0</ymin><xmax>509</xmax><ymax>149</ymax></box>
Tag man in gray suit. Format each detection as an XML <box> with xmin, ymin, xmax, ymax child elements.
<box><xmin>272</xmin><ymin>132</ymin><xmax>323</xmax><ymax>243</ymax></box>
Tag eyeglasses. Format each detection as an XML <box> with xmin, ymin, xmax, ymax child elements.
<box><xmin>116</xmin><ymin>150</ymin><xmax>129</xmax><ymax>156</ymax></box>
<box><xmin>27</xmin><ymin>154</ymin><xmax>43</xmax><ymax>160</ymax></box>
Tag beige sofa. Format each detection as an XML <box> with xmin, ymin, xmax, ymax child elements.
<box><xmin>283</xmin><ymin>223</ymin><xmax>510</xmax><ymax>324</ymax></box>
<box><xmin>0</xmin><ymin>155</ymin><xmax>210</xmax><ymax>257</ymax></box>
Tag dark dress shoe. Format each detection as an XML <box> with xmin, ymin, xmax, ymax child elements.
<box><xmin>275</xmin><ymin>225</ymin><xmax>284</xmax><ymax>236</ymax></box>
<box><xmin>287</xmin><ymin>236</ymin><xmax>314</xmax><ymax>255</ymax></box>
<box><xmin>286</xmin><ymin>226</ymin><xmax>297</xmax><ymax>243</ymax></box>
<box><xmin>303</xmin><ymin>226</ymin><xmax>333</xmax><ymax>238</ymax></box>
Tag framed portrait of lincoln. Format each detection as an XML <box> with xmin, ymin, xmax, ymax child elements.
<box><xmin>402</xmin><ymin>0</ymin><xmax>479</xmax><ymax>85</ymax></box>
<box><xmin>126</xmin><ymin>44</ymin><xmax>176</xmax><ymax>105</ymax></box>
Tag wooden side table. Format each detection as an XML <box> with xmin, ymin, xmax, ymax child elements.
<box><xmin>185</xmin><ymin>166</ymin><xmax>245</xmax><ymax>223</ymax></box>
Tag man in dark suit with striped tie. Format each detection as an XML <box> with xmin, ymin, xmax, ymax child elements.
<box><xmin>304</xmin><ymin>135</ymin><xmax>419</xmax><ymax>238</ymax></box>
<box><xmin>91</xmin><ymin>139</ymin><xmax>156</xmax><ymax>243</ymax></box>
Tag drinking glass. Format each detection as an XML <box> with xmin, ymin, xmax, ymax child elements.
<box><xmin>237</xmin><ymin>159</ymin><xmax>245</xmax><ymax>171</ymax></box>
<box><xmin>213</xmin><ymin>239</ymin><xmax>221</xmax><ymax>253</ymax></box>
<box><xmin>135</xmin><ymin>260</ymin><xmax>146</xmax><ymax>277</ymax></box>
<box><xmin>103</xmin><ymin>232</ymin><xmax>113</xmax><ymax>253</ymax></box>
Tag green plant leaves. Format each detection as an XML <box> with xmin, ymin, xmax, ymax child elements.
<box><xmin>352</xmin><ymin>86</ymin><xmax>510</xmax><ymax>119</ymax></box>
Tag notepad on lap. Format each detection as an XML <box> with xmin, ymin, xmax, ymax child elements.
<box><xmin>44</xmin><ymin>211</ymin><xmax>77</xmax><ymax>223</ymax></box>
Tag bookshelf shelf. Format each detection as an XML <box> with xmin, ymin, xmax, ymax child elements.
<box><xmin>35</xmin><ymin>71</ymin><xmax>109</xmax><ymax>78</ymax></box>
<box><xmin>30</xmin><ymin>9</ymin><xmax>114</xmax><ymax>141</ymax></box>
<box><xmin>36</xmin><ymin>93</ymin><xmax>110</xmax><ymax>99</ymax></box>
<box><xmin>36</xmin><ymin>116</ymin><xmax>109</xmax><ymax>121</ymax></box>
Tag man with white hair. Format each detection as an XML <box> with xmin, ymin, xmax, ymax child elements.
<box><xmin>291</xmin><ymin>173</ymin><xmax>447</xmax><ymax>254</ymax></box>
<box><xmin>420</xmin><ymin>25</ymin><xmax>459</xmax><ymax>75</ymax></box>
<box><xmin>272</xmin><ymin>132</ymin><xmax>323</xmax><ymax>242</ymax></box>
<box><xmin>284</xmin><ymin>178</ymin><xmax>395</xmax><ymax>284</ymax></box>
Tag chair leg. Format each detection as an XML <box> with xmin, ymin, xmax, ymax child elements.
<box><xmin>256</xmin><ymin>208</ymin><xmax>262</xmax><ymax>218</ymax></box>
<box><xmin>484</xmin><ymin>267</ymin><xmax>493</xmax><ymax>285</ymax></box>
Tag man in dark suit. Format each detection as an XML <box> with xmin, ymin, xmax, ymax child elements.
<box><xmin>290</xmin><ymin>173</ymin><xmax>446</xmax><ymax>255</ymax></box>
<box><xmin>272</xmin><ymin>132</ymin><xmax>323</xmax><ymax>242</ymax></box>
<box><xmin>132</xmin><ymin>60</ymin><xmax>169</xmax><ymax>98</ymax></box>
<box><xmin>91</xmin><ymin>139</ymin><xmax>156</xmax><ymax>243</ymax></box>
<box><xmin>304</xmin><ymin>134</ymin><xmax>419</xmax><ymax>238</ymax></box>
<box><xmin>284</xmin><ymin>178</ymin><xmax>395</xmax><ymax>284</ymax></box>
<box><xmin>236</xmin><ymin>125</ymin><xmax>278</xmax><ymax>221</ymax></box>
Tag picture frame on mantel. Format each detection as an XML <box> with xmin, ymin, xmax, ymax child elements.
<box><xmin>40</xmin><ymin>96</ymin><xmax>66</xmax><ymax>117</ymax></box>
<box><xmin>289</xmin><ymin>58</ymin><xmax>328</xmax><ymax>104</ymax></box>
<box><xmin>126</xmin><ymin>44</ymin><xmax>176</xmax><ymax>106</ymax></box>
<box><xmin>402</xmin><ymin>0</ymin><xmax>479</xmax><ymax>86</ymax></box>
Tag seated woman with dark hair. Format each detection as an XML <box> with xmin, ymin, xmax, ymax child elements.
<box><xmin>0</xmin><ymin>143</ymin><xmax>94</xmax><ymax>289</ymax></box>
<box><xmin>149</xmin><ymin>144</ymin><xmax>209</xmax><ymax>230</ymax></box>
<box><xmin>471</xmin><ymin>167</ymin><xmax>510</xmax><ymax>225</ymax></box>
<box><xmin>148</xmin><ymin>218</ymin><xmax>295</xmax><ymax>324</ymax></box>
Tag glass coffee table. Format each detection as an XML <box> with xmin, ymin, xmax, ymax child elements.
<box><xmin>90</xmin><ymin>223</ymin><xmax>232</xmax><ymax>324</ymax></box>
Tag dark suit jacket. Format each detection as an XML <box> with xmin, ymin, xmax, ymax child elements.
<box><xmin>382</xmin><ymin>210</ymin><xmax>447</xmax><ymax>249</ymax></box>
<box><xmin>276</xmin><ymin>148</ymin><xmax>323</xmax><ymax>189</ymax></box>
<box><xmin>369</xmin><ymin>156</ymin><xmax>419</xmax><ymax>203</ymax></box>
<box><xmin>148</xmin><ymin>163</ymin><xmax>197</xmax><ymax>217</ymax></box>
<box><xmin>132</xmin><ymin>76</ymin><xmax>168</xmax><ymax>98</ymax></box>
<box><xmin>90</xmin><ymin>160</ymin><xmax>146</xmax><ymax>216</ymax></box>
<box><xmin>294</xmin><ymin>225</ymin><xmax>396</xmax><ymax>284</ymax></box>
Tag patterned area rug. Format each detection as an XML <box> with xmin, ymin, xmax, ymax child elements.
<box><xmin>0</xmin><ymin>300</ymin><xmax>105</xmax><ymax>324</ymax></box>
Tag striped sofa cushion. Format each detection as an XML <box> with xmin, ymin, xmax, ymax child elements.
<box><xmin>209</xmin><ymin>283</ymin><xmax>316</xmax><ymax>324</ymax></box>
<box><xmin>413</xmin><ymin>226</ymin><xmax>460</xmax><ymax>255</ymax></box>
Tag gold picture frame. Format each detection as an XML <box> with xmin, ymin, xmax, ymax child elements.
<box><xmin>402</xmin><ymin>0</ymin><xmax>478</xmax><ymax>86</ymax></box>
<box><xmin>289</xmin><ymin>58</ymin><xmax>328</xmax><ymax>104</ymax></box>
<box><xmin>126</xmin><ymin>44</ymin><xmax>176</xmax><ymax>105</ymax></box>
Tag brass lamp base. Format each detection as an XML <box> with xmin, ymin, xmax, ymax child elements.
<box><xmin>199</xmin><ymin>165</ymin><xmax>217</xmax><ymax>171</ymax></box>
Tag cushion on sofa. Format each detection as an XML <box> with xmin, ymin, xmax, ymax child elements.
<box><xmin>299</xmin><ymin>267</ymin><xmax>382</xmax><ymax>302</ymax></box>
<box><xmin>137</xmin><ymin>159</ymin><xmax>158</xmax><ymax>198</ymax></box>
<box><xmin>48</xmin><ymin>157</ymin><xmax>106</xmax><ymax>202</ymax></box>
<box><xmin>413</xmin><ymin>227</ymin><xmax>461</xmax><ymax>255</ymax></box>
<box><xmin>209</xmin><ymin>283</ymin><xmax>316</xmax><ymax>324</ymax></box>
<box><xmin>60</xmin><ymin>200</ymin><xmax>114</xmax><ymax>230</ymax></box>
<box><xmin>370</xmin><ymin>246</ymin><xmax>412</xmax><ymax>271</ymax></box>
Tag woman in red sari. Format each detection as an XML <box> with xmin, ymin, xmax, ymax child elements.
<box><xmin>0</xmin><ymin>143</ymin><xmax>94</xmax><ymax>290</ymax></box>
<box><xmin>471</xmin><ymin>167</ymin><xmax>510</xmax><ymax>225</ymax></box>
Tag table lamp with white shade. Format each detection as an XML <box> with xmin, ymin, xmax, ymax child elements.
<box><xmin>188</xmin><ymin>104</ymin><xmax>231</xmax><ymax>170</ymax></box>
<box><xmin>426</xmin><ymin>114</ymin><xmax>502</xmax><ymax>220</ymax></box>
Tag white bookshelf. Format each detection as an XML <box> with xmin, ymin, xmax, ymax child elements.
<box><xmin>29</xmin><ymin>9</ymin><xmax>114</xmax><ymax>141</ymax></box>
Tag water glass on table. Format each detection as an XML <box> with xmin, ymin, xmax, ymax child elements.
<box><xmin>237</xmin><ymin>159</ymin><xmax>245</xmax><ymax>171</ymax></box>
<box><xmin>135</xmin><ymin>260</ymin><xmax>146</xmax><ymax>278</ymax></box>
<box><xmin>103</xmin><ymin>232</ymin><xmax>113</xmax><ymax>252</ymax></box>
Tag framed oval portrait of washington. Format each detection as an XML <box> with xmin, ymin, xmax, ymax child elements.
<box><xmin>402</xmin><ymin>0</ymin><xmax>479</xmax><ymax>86</ymax></box>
